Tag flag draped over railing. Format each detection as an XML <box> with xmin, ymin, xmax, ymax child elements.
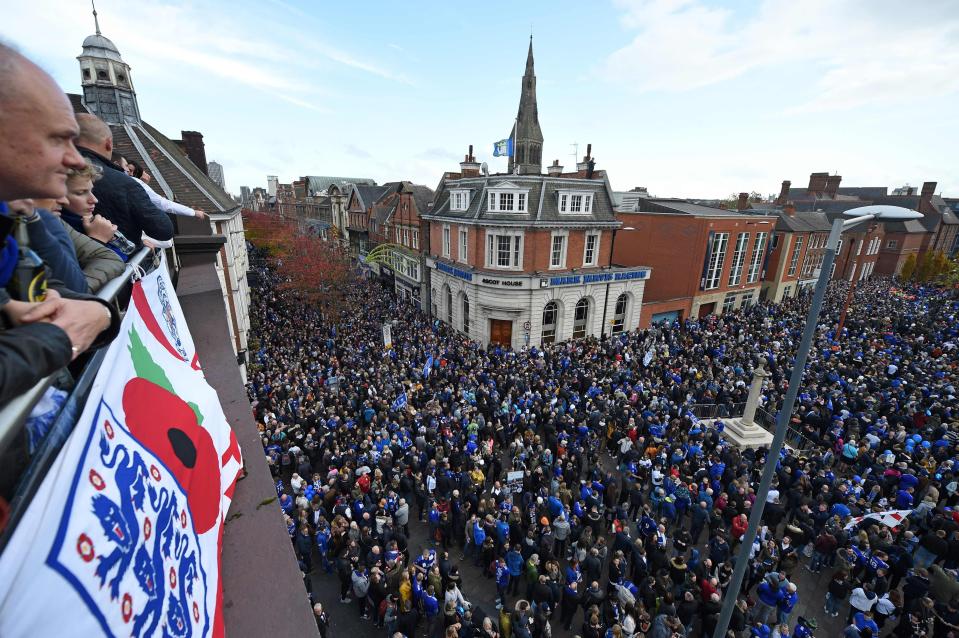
<box><xmin>0</xmin><ymin>254</ymin><xmax>242</xmax><ymax>638</ymax></box>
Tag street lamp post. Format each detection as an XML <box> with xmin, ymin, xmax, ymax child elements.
<box><xmin>712</xmin><ymin>205</ymin><xmax>922</xmax><ymax>638</ymax></box>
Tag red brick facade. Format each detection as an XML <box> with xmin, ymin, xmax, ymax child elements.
<box><xmin>613</xmin><ymin>210</ymin><xmax>776</xmax><ymax>327</ymax></box>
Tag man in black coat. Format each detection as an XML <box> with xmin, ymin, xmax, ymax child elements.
<box><xmin>74</xmin><ymin>114</ymin><xmax>173</xmax><ymax>247</ymax></box>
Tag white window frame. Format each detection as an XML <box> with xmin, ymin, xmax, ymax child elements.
<box><xmin>485</xmin><ymin>229</ymin><xmax>524</xmax><ymax>270</ymax></box>
<box><xmin>442</xmin><ymin>225</ymin><xmax>451</xmax><ymax>258</ymax></box>
<box><xmin>787</xmin><ymin>235</ymin><xmax>804</xmax><ymax>276</ymax></box>
<box><xmin>557</xmin><ymin>190</ymin><xmax>594</xmax><ymax>215</ymax></box>
<box><xmin>727</xmin><ymin>232</ymin><xmax>749</xmax><ymax>286</ymax></box>
<box><xmin>549</xmin><ymin>231</ymin><xmax>568</xmax><ymax>269</ymax></box>
<box><xmin>450</xmin><ymin>190</ymin><xmax>470</xmax><ymax>212</ymax></box>
<box><xmin>458</xmin><ymin>228</ymin><xmax>468</xmax><ymax>263</ymax></box>
<box><xmin>746</xmin><ymin>231</ymin><xmax>768</xmax><ymax>284</ymax></box>
<box><xmin>583</xmin><ymin>232</ymin><xmax>600</xmax><ymax>267</ymax></box>
<box><xmin>704</xmin><ymin>232</ymin><xmax>729</xmax><ymax>290</ymax></box>
<box><xmin>412</xmin><ymin>229</ymin><xmax>419</xmax><ymax>249</ymax></box>
<box><xmin>487</xmin><ymin>188</ymin><xmax>529</xmax><ymax>213</ymax></box>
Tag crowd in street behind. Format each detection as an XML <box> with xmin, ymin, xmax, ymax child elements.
<box><xmin>247</xmin><ymin>244</ymin><xmax>959</xmax><ymax>638</ymax></box>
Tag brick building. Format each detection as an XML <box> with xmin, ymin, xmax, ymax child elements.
<box><xmin>775</xmin><ymin>174</ymin><xmax>957</xmax><ymax>277</ymax></box>
<box><xmin>369</xmin><ymin>182</ymin><xmax>434</xmax><ymax>304</ymax></box>
<box><xmin>347</xmin><ymin>182</ymin><xmax>395</xmax><ymax>256</ymax></box>
<box><xmin>613</xmin><ymin>200</ymin><xmax>775</xmax><ymax>326</ymax></box>
<box><xmin>762</xmin><ymin>206</ymin><xmax>831</xmax><ymax>302</ymax></box>
<box><xmin>422</xmin><ymin>43</ymin><xmax>648</xmax><ymax>347</ymax></box>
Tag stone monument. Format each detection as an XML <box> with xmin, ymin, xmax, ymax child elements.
<box><xmin>719</xmin><ymin>361</ymin><xmax>775</xmax><ymax>449</ymax></box>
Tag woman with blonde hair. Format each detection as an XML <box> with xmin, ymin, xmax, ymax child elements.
<box><xmin>10</xmin><ymin>159</ymin><xmax>123</xmax><ymax>293</ymax></box>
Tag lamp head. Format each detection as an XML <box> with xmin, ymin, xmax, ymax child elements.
<box><xmin>843</xmin><ymin>205</ymin><xmax>923</xmax><ymax>221</ymax></box>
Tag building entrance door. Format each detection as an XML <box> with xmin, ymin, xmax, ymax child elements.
<box><xmin>698</xmin><ymin>302</ymin><xmax>715</xmax><ymax>318</ymax></box>
<box><xmin>489</xmin><ymin>319</ymin><xmax>513</xmax><ymax>345</ymax></box>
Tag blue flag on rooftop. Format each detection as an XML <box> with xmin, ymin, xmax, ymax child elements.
<box><xmin>392</xmin><ymin>391</ymin><xmax>408</xmax><ymax>411</ymax></box>
<box><xmin>493</xmin><ymin>138</ymin><xmax>513</xmax><ymax>157</ymax></box>
<box><xmin>424</xmin><ymin>355</ymin><xmax>434</xmax><ymax>378</ymax></box>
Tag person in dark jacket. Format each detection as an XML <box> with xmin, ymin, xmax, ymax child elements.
<box><xmin>0</xmin><ymin>45</ymin><xmax>120</xmax><ymax>405</ymax></box>
<box><xmin>74</xmin><ymin>114</ymin><xmax>173</xmax><ymax>247</ymax></box>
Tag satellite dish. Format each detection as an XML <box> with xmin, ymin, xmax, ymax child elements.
<box><xmin>480</xmin><ymin>162</ymin><xmax>489</xmax><ymax>176</ymax></box>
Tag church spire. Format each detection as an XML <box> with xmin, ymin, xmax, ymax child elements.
<box><xmin>92</xmin><ymin>0</ymin><xmax>101</xmax><ymax>35</ymax></box>
<box><xmin>507</xmin><ymin>39</ymin><xmax>544</xmax><ymax>175</ymax></box>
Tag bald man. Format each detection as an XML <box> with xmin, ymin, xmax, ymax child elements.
<box><xmin>74</xmin><ymin>113</ymin><xmax>173</xmax><ymax>247</ymax></box>
<box><xmin>0</xmin><ymin>43</ymin><xmax>119</xmax><ymax>404</ymax></box>
<box><xmin>0</xmin><ymin>44</ymin><xmax>85</xmax><ymax>200</ymax></box>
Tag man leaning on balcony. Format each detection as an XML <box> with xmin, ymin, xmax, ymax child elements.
<box><xmin>0</xmin><ymin>43</ymin><xmax>121</xmax><ymax>404</ymax></box>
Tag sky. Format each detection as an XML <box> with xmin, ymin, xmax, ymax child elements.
<box><xmin>5</xmin><ymin>0</ymin><xmax>959</xmax><ymax>199</ymax></box>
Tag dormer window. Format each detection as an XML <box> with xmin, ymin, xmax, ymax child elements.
<box><xmin>487</xmin><ymin>182</ymin><xmax>529</xmax><ymax>213</ymax></box>
<box><xmin>558</xmin><ymin>190</ymin><xmax>594</xmax><ymax>215</ymax></box>
<box><xmin>450</xmin><ymin>190</ymin><xmax>470</xmax><ymax>212</ymax></box>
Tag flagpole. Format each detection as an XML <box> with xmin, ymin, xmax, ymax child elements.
<box><xmin>512</xmin><ymin>116</ymin><xmax>518</xmax><ymax>172</ymax></box>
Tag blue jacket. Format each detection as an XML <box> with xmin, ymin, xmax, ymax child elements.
<box><xmin>506</xmin><ymin>550</ymin><xmax>523</xmax><ymax>576</ymax></box>
<box><xmin>778</xmin><ymin>590</ymin><xmax>798</xmax><ymax>612</ymax></box>
<box><xmin>472</xmin><ymin>521</ymin><xmax>486</xmax><ymax>545</ymax></box>
<box><xmin>423</xmin><ymin>593</ymin><xmax>439</xmax><ymax>617</ymax></box>
<box><xmin>496</xmin><ymin>563</ymin><xmax>510</xmax><ymax>587</ymax></box>
<box><xmin>757</xmin><ymin>581</ymin><xmax>782</xmax><ymax>607</ymax></box>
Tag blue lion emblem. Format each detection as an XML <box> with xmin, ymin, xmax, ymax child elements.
<box><xmin>92</xmin><ymin>433</ymin><xmax>148</xmax><ymax>600</ymax></box>
<box><xmin>47</xmin><ymin>400</ymin><xmax>210</xmax><ymax>637</ymax></box>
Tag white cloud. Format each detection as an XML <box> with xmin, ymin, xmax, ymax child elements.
<box><xmin>602</xmin><ymin>0</ymin><xmax>959</xmax><ymax>112</ymax></box>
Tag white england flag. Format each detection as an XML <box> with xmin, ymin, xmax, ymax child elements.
<box><xmin>843</xmin><ymin>509</ymin><xmax>912</xmax><ymax>530</ymax></box>
<box><xmin>0</xmin><ymin>254</ymin><xmax>243</xmax><ymax>638</ymax></box>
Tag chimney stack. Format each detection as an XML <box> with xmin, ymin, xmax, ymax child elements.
<box><xmin>459</xmin><ymin>144</ymin><xmax>480</xmax><ymax>177</ymax></box>
<box><xmin>737</xmin><ymin>192</ymin><xmax>749</xmax><ymax>211</ymax></box>
<box><xmin>824</xmin><ymin>174</ymin><xmax>842</xmax><ymax>198</ymax></box>
<box><xmin>921</xmin><ymin>181</ymin><xmax>937</xmax><ymax>201</ymax></box>
<box><xmin>577</xmin><ymin>143</ymin><xmax>592</xmax><ymax>172</ymax></box>
<box><xmin>807</xmin><ymin>172</ymin><xmax>829</xmax><ymax>194</ymax></box>
<box><xmin>776</xmin><ymin>180</ymin><xmax>791</xmax><ymax>205</ymax></box>
<box><xmin>783</xmin><ymin>202</ymin><xmax>796</xmax><ymax>217</ymax></box>
<box><xmin>547</xmin><ymin>159</ymin><xmax>564</xmax><ymax>176</ymax></box>
<box><xmin>179</xmin><ymin>131</ymin><xmax>208</xmax><ymax>175</ymax></box>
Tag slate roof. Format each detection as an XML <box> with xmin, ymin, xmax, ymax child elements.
<box><xmin>409</xmin><ymin>184</ymin><xmax>435</xmax><ymax>216</ymax></box>
<box><xmin>352</xmin><ymin>184</ymin><xmax>395</xmax><ymax>211</ymax></box>
<box><xmin>776</xmin><ymin>211</ymin><xmax>832</xmax><ymax>233</ymax></box>
<box><xmin>424</xmin><ymin>174</ymin><xmax>619</xmax><ymax>227</ymax></box>
<box><xmin>638</xmin><ymin>199</ymin><xmax>767</xmax><ymax>218</ymax></box>
<box><xmin>306</xmin><ymin>175</ymin><xmax>376</xmax><ymax>195</ymax></box>
<box><xmin>68</xmin><ymin>93</ymin><xmax>90</xmax><ymax>114</ymax></box>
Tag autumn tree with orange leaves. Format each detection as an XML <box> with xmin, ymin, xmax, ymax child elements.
<box><xmin>242</xmin><ymin>209</ymin><xmax>354</xmax><ymax>307</ymax></box>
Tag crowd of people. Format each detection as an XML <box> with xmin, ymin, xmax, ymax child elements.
<box><xmin>247</xmin><ymin>244</ymin><xmax>959</xmax><ymax>638</ymax></box>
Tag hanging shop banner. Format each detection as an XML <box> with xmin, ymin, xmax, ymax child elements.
<box><xmin>0</xmin><ymin>253</ymin><xmax>243</xmax><ymax>638</ymax></box>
